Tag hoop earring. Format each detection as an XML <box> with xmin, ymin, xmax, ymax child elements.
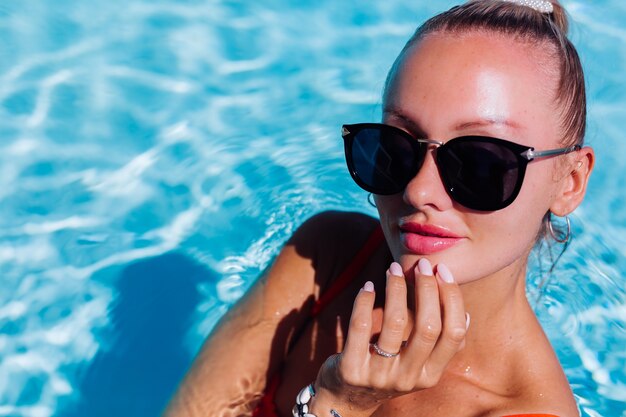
<box><xmin>548</xmin><ymin>212</ymin><xmax>571</xmax><ymax>244</ymax></box>
<box><xmin>367</xmin><ymin>193</ymin><xmax>377</xmax><ymax>208</ymax></box>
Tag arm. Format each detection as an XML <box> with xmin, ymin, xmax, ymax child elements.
<box><xmin>164</xmin><ymin>211</ymin><xmax>377</xmax><ymax>417</ymax></box>
<box><xmin>164</xmin><ymin>227</ymin><xmax>317</xmax><ymax>416</ymax></box>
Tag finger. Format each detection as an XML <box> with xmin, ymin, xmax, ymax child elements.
<box><xmin>405</xmin><ymin>259</ymin><xmax>441</xmax><ymax>364</ymax></box>
<box><xmin>457</xmin><ymin>313</ymin><xmax>470</xmax><ymax>351</ymax></box>
<box><xmin>425</xmin><ymin>263</ymin><xmax>467</xmax><ymax>370</ymax></box>
<box><xmin>375</xmin><ymin>262</ymin><xmax>408</xmax><ymax>357</ymax></box>
<box><xmin>343</xmin><ymin>281</ymin><xmax>376</xmax><ymax>366</ymax></box>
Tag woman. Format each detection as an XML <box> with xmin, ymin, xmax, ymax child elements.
<box><xmin>166</xmin><ymin>0</ymin><xmax>594</xmax><ymax>416</ymax></box>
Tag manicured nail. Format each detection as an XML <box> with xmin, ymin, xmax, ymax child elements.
<box><xmin>437</xmin><ymin>263</ymin><xmax>454</xmax><ymax>283</ymax></box>
<box><xmin>465</xmin><ymin>312</ymin><xmax>471</xmax><ymax>330</ymax></box>
<box><xmin>417</xmin><ymin>258</ymin><xmax>433</xmax><ymax>276</ymax></box>
<box><xmin>389</xmin><ymin>262</ymin><xmax>403</xmax><ymax>277</ymax></box>
<box><xmin>363</xmin><ymin>281</ymin><xmax>375</xmax><ymax>292</ymax></box>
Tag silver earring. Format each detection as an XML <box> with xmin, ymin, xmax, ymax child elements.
<box><xmin>367</xmin><ymin>193</ymin><xmax>377</xmax><ymax>208</ymax></box>
<box><xmin>548</xmin><ymin>212</ymin><xmax>571</xmax><ymax>243</ymax></box>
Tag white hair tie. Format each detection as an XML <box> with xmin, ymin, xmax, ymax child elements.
<box><xmin>501</xmin><ymin>0</ymin><xmax>554</xmax><ymax>14</ymax></box>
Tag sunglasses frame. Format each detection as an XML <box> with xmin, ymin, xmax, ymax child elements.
<box><xmin>342</xmin><ymin>123</ymin><xmax>581</xmax><ymax>211</ymax></box>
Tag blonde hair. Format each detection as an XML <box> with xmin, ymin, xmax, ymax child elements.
<box><xmin>384</xmin><ymin>0</ymin><xmax>586</xmax><ymax>147</ymax></box>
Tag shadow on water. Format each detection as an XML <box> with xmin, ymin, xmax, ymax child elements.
<box><xmin>56</xmin><ymin>252</ymin><xmax>215</xmax><ymax>417</ymax></box>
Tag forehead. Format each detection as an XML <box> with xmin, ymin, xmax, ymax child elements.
<box><xmin>384</xmin><ymin>31</ymin><xmax>560</xmax><ymax>144</ymax></box>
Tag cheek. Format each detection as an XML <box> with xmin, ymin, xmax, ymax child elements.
<box><xmin>453</xmin><ymin>209</ymin><xmax>542</xmax><ymax>283</ymax></box>
<box><xmin>453</xmin><ymin>175</ymin><xmax>554</xmax><ymax>282</ymax></box>
<box><xmin>514</xmin><ymin>161</ymin><xmax>559</xmax><ymax>219</ymax></box>
<box><xmin>468</xmin><ymin>173</ymin><xmax>554</xmax><ymax>269</ymax></box>
<box><xmin>474</xmin><ymin>210</ymin><xmax>542</xmax><ymax>252</ymax></box>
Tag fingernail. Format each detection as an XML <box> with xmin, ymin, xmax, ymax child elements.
<box><xmin>417</xmin><ymin>258</ymin><xmax>433</xmax><ymax>276</ymax></box>
<box><xmin>363</xmin><ymin>281</ymin><xmax>375</xmax><ymax>292</ymax></box>
<box><xmin>465</xmin><ymin>312</ymin><xmax>471</xmax><ymax>330</ymax></box>
<box><xmin>389</xmin><ymin>262</ymin><xmax>403</xmax><ymax>276</ymax></box>
<box><xmin>437</xmin><ymin>263</ymin><xmax>454</xmax><ymax>283</ymax></box>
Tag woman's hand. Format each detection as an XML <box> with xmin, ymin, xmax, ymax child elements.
<box><xmin>311</xmin><ymin>259</ymin><xmax>468</xmax><ymax>416</ymax></box>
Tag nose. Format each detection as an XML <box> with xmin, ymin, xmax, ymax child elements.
<box><xmin>402</xmin><ymin>149</ymin><xmax>454</xmax><ymax>211</ymax></box>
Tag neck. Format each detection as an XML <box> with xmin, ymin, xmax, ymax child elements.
<box><xmin>462</xmin><ymin>255</ymin><xmax>530</xmax><ymax>331</ymax></box>
<box><xmin>447</xmin><ymin>256</ymin><xmax>538</xmax><ymax>376</ymax></box>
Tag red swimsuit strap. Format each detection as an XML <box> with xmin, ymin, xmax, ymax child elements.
<box><xmin>311</xmin><ymin>224</ymin><xmax>385</xmax><ymax>317</ymax></box>
<box><xmin>253</xmin><ymin>374</ymin><xmax>281</xmax><ymax>417</ymax></box>
<box><xmin>503</xmin><ymin>415</ymin><xmax>560</xmax><ymax>417</ymax></box>
<box><xmin>254</xmin><ymin>224</ymin><xmax>385</xmax><ymax>417</ymax></box>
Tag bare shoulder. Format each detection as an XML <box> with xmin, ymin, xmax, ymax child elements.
<box><xmin>258</xmin><ymin>211</ymin><xmax>380</xmax><ymax>316</ymax></box>
<box><xmin>287</xmin><ymin>210</ymin><xmax>380</xmax><ymax>263</ymax></box>
<box><xmin>287</xmin><ymin>210</ymin><xmax>380</xmax><ymax>252</ymax></box>
<box><xmin>483</xmin><ymin>327</ymin><xmax>579</xmax><ymax>417</ymax></box>
<box><xmin>286</xmin><ymin>210</ymin><xmax>381</xmax><ymax>290</ymax></box>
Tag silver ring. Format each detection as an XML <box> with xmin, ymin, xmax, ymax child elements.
<box><xmin>370</xmin><ymin>342</ymin><xmax>399</xmax><ymax>358</ymax></box>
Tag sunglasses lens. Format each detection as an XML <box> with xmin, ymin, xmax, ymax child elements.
<box><xmin>438</xmin><ymin>139</ymin><xmax>521</xmax><ymax>211</ymax></box>
<box><xmin>349</xmin><ymin>125</ymin><xmax>425</xmax><ymax>195</ymax></box>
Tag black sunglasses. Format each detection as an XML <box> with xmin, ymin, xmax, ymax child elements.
<box><xmin>342</xmin><ymin>123</ymin><xmax>580</xmax><ymax>211</ymax></box>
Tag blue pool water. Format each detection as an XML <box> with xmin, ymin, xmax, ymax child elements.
<box><xmin>0</xmin><ymin>1</ymin><xmax>625</xmax><ymax>416</ymax></box>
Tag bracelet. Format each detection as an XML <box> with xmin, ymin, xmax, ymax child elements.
<box><xmin>292</xmin><ymin>383</ymin><xmax>343</xmax><ymax>417</ymax></box>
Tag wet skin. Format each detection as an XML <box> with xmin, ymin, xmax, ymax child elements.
<box><xmin>165</xmin><ymin>30</ymin><xmax>594</xmax><ymax>417</ymax></box>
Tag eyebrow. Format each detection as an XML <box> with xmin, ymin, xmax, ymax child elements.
<box><xmin>382</xmin><ymin>108</ymin><xmax>427</xmax><ymax>136</ymax></box>
<box><xmin>454</xmin><ymin>118</ymin><xmax>522</xmax><ymax>131</ymax></box>
<box><xmin>383</xmin><ymin>107</ymin><xmax>522</xmax><ymax>136</ymax></box>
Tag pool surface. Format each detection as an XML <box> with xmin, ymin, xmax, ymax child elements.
<box><xmin>0</xmin><ymin>1</ymin><xmax>625</xmax><ymax>416</ymax></box>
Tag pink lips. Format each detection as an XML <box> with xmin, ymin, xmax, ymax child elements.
<box><xmin>399</xmin><ymin>222</ymin><xmax>463</xmax><ymax>255</ymax></box>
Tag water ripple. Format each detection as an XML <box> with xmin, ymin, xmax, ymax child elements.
<box><xmin>1</xmin><ymin>1</ymin><xmax>625</xmax><ymax>416</ymax></box>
